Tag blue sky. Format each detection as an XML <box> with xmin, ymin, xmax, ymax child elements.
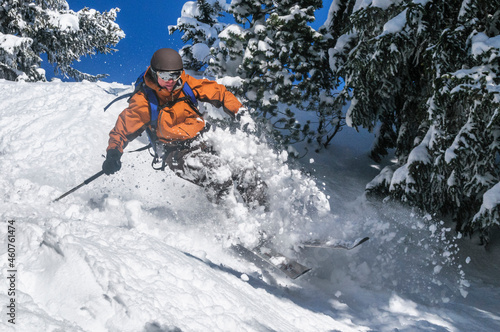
<box><xmin>49</xmin><ymin>1</ymin><xmax>329</xmax><ymax>84</ymax></box>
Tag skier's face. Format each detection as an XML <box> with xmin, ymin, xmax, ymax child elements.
<box><xmin>156</xmin><ymin>70</ymin><xmax>182</xmax><ymax>92</ymax></box>
<box><xmin>158</xmin><ymin>76</ymin><xmax>177</xmax><ymax>91</ymax></box>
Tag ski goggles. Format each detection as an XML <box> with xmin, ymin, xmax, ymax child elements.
<box><xmin>155</xmin><ymin>69</ymin><xmax>182</xmax><ymax>82</ymax></box>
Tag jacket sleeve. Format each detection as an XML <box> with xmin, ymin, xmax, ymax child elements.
<box><xmin>107</xmin><ymin>92</ymin><xmax>151</xmax><ymax>153</ymax></box>
<box><xmin>185</xmin><ymin>76</ymin><xmax>242</xmax><ymax>116</ymax></box>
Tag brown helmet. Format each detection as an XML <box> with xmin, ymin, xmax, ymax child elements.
<box><xmin>150</xmin><ymin>48</ymin><xmax>183</xmax><ymax>71</ymax></box>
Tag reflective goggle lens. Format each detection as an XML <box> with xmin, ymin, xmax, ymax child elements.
<box><xmin>156</xmin><ymin>70</ymin><xmax>182</xmax><ymax>81</ymax></box>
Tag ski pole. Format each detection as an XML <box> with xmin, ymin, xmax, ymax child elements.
<box><xmin>52</xmin><ymin>170</ymin><xmax>105</xmax><ymax>202</ymax></box>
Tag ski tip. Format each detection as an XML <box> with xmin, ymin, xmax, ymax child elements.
<box><xmin>358</xmin><ymin>237</ymin><xmax>370</xmax><ymax>245</ymax></box>
<box><xmin>290</xmin><ymin>267</ymin><xmax>312</xmax><ymax>279</ymax></box>
<box><xmin>349</xmin><ymin>236</ymin><xmax>370</xmax><ymax>249</ymax></box>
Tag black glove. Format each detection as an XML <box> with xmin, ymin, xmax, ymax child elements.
<box><xmin>102</xmin><ymin>149</ymin><xmax>122</xmax><ymax>175</ymax></box>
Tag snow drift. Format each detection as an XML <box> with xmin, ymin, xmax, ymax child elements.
<box><xmin>0</xmin><ymin>80</ymin><xmax>499</xmax><ymax>331</ymax></box>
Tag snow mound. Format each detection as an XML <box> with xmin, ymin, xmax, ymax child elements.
<box><xmin>0</xmin><ymin>80</ymin><xmax>340</xmax><ymax>331</ymax></box>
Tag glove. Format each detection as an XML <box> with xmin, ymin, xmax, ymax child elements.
<box><xmin>102</xmin><ymin>149</ymin><xmax>122</xmax><ymax>175</ymax></box>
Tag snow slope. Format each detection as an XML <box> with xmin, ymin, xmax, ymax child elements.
<box><xmin>0</xmin><ymin>80</ymin><xmax>499</xmax><ymax>331</ymax></box>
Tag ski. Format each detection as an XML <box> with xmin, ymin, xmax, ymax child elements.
<box><xmin>300</xmin><ymin>236</ymin><xmax>370</xmax><ymax>250</ymax></box>
<box><xmin>232</xmin><ymin>243</ymin><xmax>311</xmax><ymax>279</ymax></box>
<box><xmin>232</xmin><ymin>237</ymin><xmax>368</xmax><ymax>279</ymax></box>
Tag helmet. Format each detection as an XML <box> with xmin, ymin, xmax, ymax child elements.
<box><xmin>150</xmin><ymin>48</ymin><xmax>183</xmax><ymax>71</ymax></box>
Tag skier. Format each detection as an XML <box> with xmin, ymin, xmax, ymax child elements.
<box><xmin>102</xmin><ymin>48</ymin><xmax>267</xmax><ymax>208</ymax></box>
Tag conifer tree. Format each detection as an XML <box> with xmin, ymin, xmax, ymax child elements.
<box><xmin>0</xmin><ymin>0</ymin><xmax>124</xmax><ymax>81</ymax></box>
<box><xmin>327</xmin><ymin>0</ymin><xmax>500</xmax><ymax>239</ymax></box>
<box><xmin>171</xmin><ymin>0</ymin><xmax>343</xmax><ymax>145</ymax></box>
<box><xmin>169</xmin><ymin>0</ymin><xmax>228</xmax><ymax>73</ymax></box>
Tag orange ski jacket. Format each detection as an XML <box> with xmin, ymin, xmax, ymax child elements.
<box><xmin>107</xmin><ymin>68</ymin><xmax>242</xmax><ymax>153</ymax></box>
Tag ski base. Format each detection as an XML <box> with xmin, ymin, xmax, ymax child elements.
<box><xmin>300</xmin><ymin>236</ymin><xmax>370</xmax><ymax>250</ymax></box>
<box><xmin>232</xmin><ymin>243</ymin><xmax>311</xmax><ymax>279</ymax></box>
